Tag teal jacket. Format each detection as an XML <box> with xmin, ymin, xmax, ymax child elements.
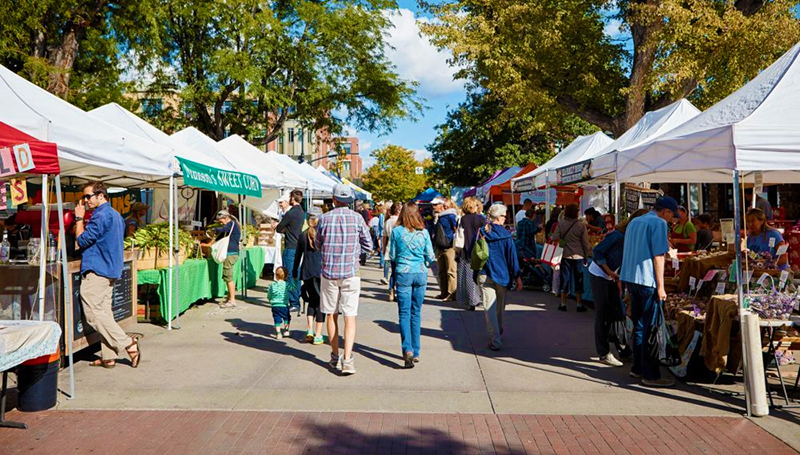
<box><xmin>390</xmin><ymin>226</ymin><xmax>435</xmax><ymax>274</ymax></box>
<box><xmin>268</xmin><ymin>281</ymin><xmax>297</xmax><ymax>307</ymax></box>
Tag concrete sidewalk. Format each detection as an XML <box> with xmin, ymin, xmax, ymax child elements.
<box><xmin>8</xmin><ymin>262</ymin><xmax>800</xmax><ymax>450</ymax></box>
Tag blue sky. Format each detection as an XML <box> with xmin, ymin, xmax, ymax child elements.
<box><xmin>353</xmin><ymin>1</ymin><xmax>468</xmax><ymax>169</ymax></box>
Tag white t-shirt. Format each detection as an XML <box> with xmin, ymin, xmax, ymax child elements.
<box><xmin>369</xmin><ymin>217</ymin><xmax>380</xmax><ymax>229</ymax></box>
<box><xmin>383</xmin><ymin>216</ymin><xmax>398</xmax><ymax>259</ymax></box>
<box><xmin>515</xmin><ymin>209</ymin><xmax>527</xmax><ymax>224</ymax></box>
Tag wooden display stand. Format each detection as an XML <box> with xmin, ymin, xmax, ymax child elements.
<box><xmin>63</xmin><ymin>251</ymin><xmax>138</xmax><ymax>355</ymax></box>
<box><xmin>258</xmin><ymin>223</ymin><xmax>276</xmax><ymax>247</ymax></box>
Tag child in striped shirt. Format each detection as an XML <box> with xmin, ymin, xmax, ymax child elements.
<box><xmin>269</xmin><ymin>267</ymin><xmax>296</xmax><ymax>339</ymax></box>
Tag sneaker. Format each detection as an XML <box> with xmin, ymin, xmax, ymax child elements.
<box><xmin>306</xmin><ymin>331</ymin><xmax>315</xmax><ymax>342</ymax></box>
<box><xmin>557</xmin><ymin>305</ymin><xmax>567</xmax><ymax>312</ymax></box>
<box><xmin>576</xmin><ymin>306</ymin><xmax>588</xmax><ymax>313</ymax></box>
<box><xmin>329</xmin><ymin>352</ymin><xmax>342</xmax><ymax>371</ymax></box>
<box><xmin>220</xmin><ymin>300</ymin><xmax>236</xmax><ymax>309</ymax></box>
<box><xmin>342</xmin><ymin>356</ymin><xmax>356</xmax><ymax>375</ymax></box>
<box><xmin>313</xmin><ymin>336</ymin><xmax>324</xmax><ymax>345</ymax></box>
<box><xmin>404</xmin><ymin>351</ymin><xmax>415</xmax><ymax>369</ymax></box>
<box><xmin>283</xmin><ymin>329</ymin><xmax>291</xmax><ymax>337</ymax></box>
<box><xmin>413</xmin><ymin>357</ymin><xmax>420</xmax><ymax>363</ymax></box>
<box><xmin>599</xmin><ymin>354</ymin><xmax>623</xmax><ymax>367</ymax></box>
<box><xmin>467</xmin><ymin>306</ymin><xmax>476</xmax><ymax>311</ymax></box>
<box><xmin>642</xmin><ymin>377</ymin><xmax>676</xmax><ymax>388</ymax></box>
<box><xmin>629</xmin><ymin>371</ymin><xmax>642</xmax><ymax>379</ymax></box>
<box><xmin>444</xmin><ymin>293</ymin><xmax>457</xmax><ymax>302</ymax></box>
<box><xmin>388</xmin><ymin>290</ymin><xmax>395</xmax><ymax>302</ymax></box>
<box><xmin>381</xmin><ymin>277</ymin><xmax>389</xmax><ymax>285</ymax></box>
<box><xmin>276</xmin><ymin>331</ymin><xmax>283</xmax><ymax>340</ymax></box>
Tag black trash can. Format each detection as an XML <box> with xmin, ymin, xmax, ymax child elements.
<box><xmin>17</xmin><ymin>356</ymin><xmax>59</xmax><ymax>412</ymax></box>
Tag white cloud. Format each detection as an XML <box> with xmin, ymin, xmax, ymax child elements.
<box><xmin>603</xmin><ymin>18</ymin><xmax>624</xmax><ymax>39</ymax></box>
<box><xmin>361</xmin><ymin>140</ymin><xmax>373</xmax><ymax>151</ymax></box>
<box><xmin>384</xmin><ymin>9</ymin><xmax>465</xmax><ymax>98</ymax></box>
<box><xmin>414</xmin><ymin>149</ymin><xmax>432</xmax><ymax>161</ymax></box>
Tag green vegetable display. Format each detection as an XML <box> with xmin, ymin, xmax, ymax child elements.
<box><xmin>124</xmin><ymin>223</ymin><xmax>195</xmax><ymax>257</ymax></box>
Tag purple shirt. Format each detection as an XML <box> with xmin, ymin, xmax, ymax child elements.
<box><xmin>316</xmin><ymin>207</ymin><xmax>373</xmax><ymax>280</ymax></box>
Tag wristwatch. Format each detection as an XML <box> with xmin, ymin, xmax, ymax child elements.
<box><xmin>75</xmin><ymin>217</ymin><xmax>84</xmax><ymax>222</ymax></box>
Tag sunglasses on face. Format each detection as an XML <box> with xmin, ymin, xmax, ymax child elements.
<box><xmin>81</xmin><ymin>191</ymin><xmax>102</xmax><ymax>201</ymax></box>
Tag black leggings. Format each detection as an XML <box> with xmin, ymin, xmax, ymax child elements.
<box><xmin>301</xmin><ymin>278</ymin><xmax>325</xmax><ymax>323</ymax></box>
<box><xmin>589</xmin><ymin>274</ymin><xmax>630</xmax><ymax>357</ymax></box>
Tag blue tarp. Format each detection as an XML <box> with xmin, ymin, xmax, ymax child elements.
<box><xmin>413</xmin><ymin>187</ymin><xmax>444</xmax><ymax>202</ymax></box>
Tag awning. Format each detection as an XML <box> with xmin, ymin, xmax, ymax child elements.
<box><xmin>0</xmin><ymin>121</ymin><xmax>59</xmax><ymax>175</ymax></box>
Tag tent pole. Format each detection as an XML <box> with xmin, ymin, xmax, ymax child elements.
<box><xmin>732</xmin><ymin>170</ymin><xmax>752</xmax><ymax>417</ymax></box>
<box><xmin>511</xmin><ymin>184</ymin><xmax>516</xmax><ymax>231</ymax></box>
<box><xmin>242</xmin><ymin>196</ymin><xmax>248</xmax><ymax>299</ymax></box>
<box><xmin>54</xmin><ymin>175</ymin><xmax>74</xmax><ymax>399</ymax></box>
<box><xmin>38</xmin><ymin>174</ymin><xmax>49</xmax><ymax>321</ymax></box>
<box><xmin>173</xmin><ymin>178</ymin><xmax>180</xmax><ymax>329</ymax></box>
<box><xmin>545</xmin><ymin>171</ymin><xmax>551</xmax><ymax>221</ymax></box>
<box><xmin>614</xmin><ymin>153</ymin><xmax>620</xmax><ymax>224</ymax></box>
<box><xmin>167</xmin><ymin>175</ymin><xmax>174</xmax><ymax>330</ymax></box>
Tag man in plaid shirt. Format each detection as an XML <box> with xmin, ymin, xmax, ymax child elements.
<box><xmin>316</xmin><ymin>184</ymin><xmax>373</xmax><ymax>375</ymax></box>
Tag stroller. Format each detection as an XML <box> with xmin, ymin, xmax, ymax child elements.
<box><xmin>520</xmin><ymin>256</ymin><xmax>552</xmax><ymax>292</ymax></box>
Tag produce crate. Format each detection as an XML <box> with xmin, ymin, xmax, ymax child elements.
<box><xmin>135</xmin><ymin>248</ymin><xmax>187</xmax><ymax>270</ymax></box>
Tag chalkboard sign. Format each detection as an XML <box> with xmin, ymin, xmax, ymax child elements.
<box><xmin>72</xmin><ymin>261</ymin><xmax>134</xmax><ymax>341</ymax></box>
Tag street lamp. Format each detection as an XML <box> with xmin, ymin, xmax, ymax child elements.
<box><xmin>298</xmin><ymin>127</ymin><xmax>305</xmax><ymax>163</ymax></box>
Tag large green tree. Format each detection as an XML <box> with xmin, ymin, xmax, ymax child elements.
<box><xmin>423</xmin><ymin>0</ymin><xmax>800</xmax><ymax>137</ymax></box>
<box><xmin>362</xmin><ymin>145</ymin><xmax>428</xmax><ymax>202</ymax></box>
<box><xmin>428</xmin><ymin>93</ymin><xmax>596</xmax><ymax>187</ymax></box>
<box><xmin>0</xmin><ymin>0</ymin><xmax>158</xmax><ymax>108</ymax></box>
<box><xmin>147</xmin><ymin>0</ymin><xmax>421</xmax><ymax>142</ymax></box>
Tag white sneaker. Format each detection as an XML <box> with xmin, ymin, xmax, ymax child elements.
<box><xmin>342</xmin><ymin>356</ymin><xmax>356</xmax><ymax>375</ymax></box>
<box><xmin>599</xmin><ymin>354</ymin><xmax>623</xmax><ymax>367</ymax></box>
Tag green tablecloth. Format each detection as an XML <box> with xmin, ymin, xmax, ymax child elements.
<box><xmin>136</xmin><ymin>247</ymin><xmax>265</xmax><ymax>319</ymax></box>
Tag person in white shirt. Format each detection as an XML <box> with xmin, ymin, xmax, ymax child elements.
<box><xmin>515</xmin><ymin>199</ymin><xmax>533</xmax><ymax>224</ymax></box>
<box><xmin>382</xmin><ymin>202</ymin><xmax>401</xmax><ymax>300</ymax></box>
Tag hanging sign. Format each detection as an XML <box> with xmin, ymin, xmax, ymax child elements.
<box><xmin>514</xmin><ymin>178</ymin><xmax>535</xmax><ymax>193</ymax></box>
<box><xmin>520</xmin><ymin>188</ymin><xmax>557</xmax><ymax>205</ymax></box>
<box><xmin>776</xmin><ymin>244</ymin><xmax>789</xmax><ymax>256</ymax></box>
<box><xmin>0</xmin><ymin>184</ymin><xmax>6</xmax><ymax>210</ymax></box>
<box><xmin>176</xmin><ymin>157</ymin><xmax>262</xmax><ymax>198</ymax></box>
<box><xmin>557</xmin><ymin>160</ymin><xmax>591</xmax><ymax>184</ymax></box>
<box><xmin>754</xmin><ymin>171</ymin><xmax>764</xmax><ymax>197</ymax></box>
<box><xmin>13</xmin><ymin>143</ymin><xmax>35</xmax><ymax>173</ymax></box>
<box><xmin>10</xmin><ymin>178</ymin><xmax>28</xmax><ymax>206</ymax></box>
<box><xmin>0</xmin><ymin>147</ymin><xmax>15</xmax><ymax>177</ymax></box>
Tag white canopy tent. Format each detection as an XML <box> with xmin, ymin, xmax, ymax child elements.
<box><xmin>588</xmin><ymin>99</ymin><xmax>701</xmax><ymax>180</ymax></box>
<box><xmin>512</xmin><ymin>132</ymin><xmax>614</xmax><ymax>191</ymax></box>
<box><xmin>0</xmin><ymin>66</ymin><xmax>174</xmax><ymax>186</ymax></box>
<box><xmin>300</xmin><ymin>162</ymin><xmax>339</xmax><ymax>194</ymax></box>
<box><xmin>217</xmin><ymin>135</ymin><xmax>308</xmax><ymax>190</ymax></box>
<box><xmin>267</xmin><ymin>151</ymin><xmax>337</xmax><ymax>197</ymax></box>
<box><xmin>615</xmin><ymin>41</ymin><xmax>800</xmax><ymax>184</ymax></box>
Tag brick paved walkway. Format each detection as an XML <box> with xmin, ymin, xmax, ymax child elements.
<box><xmin>1</xmin><ymin>410</ymin><xmax>795</xmax><ymax>454</ymax></box>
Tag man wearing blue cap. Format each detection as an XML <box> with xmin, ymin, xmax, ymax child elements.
<box><xmin>620</xmin><ymin>196</ymin><xmax>678</xmax><ymax>388</ymax></box>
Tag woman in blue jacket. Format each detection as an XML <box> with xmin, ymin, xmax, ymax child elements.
<box><xmin>478</xmin><ymin>203</ymin><xmax>521</xmax><ymax>351</ymax></box>
<box><xmin>588</xmin><ymin>209</ymin><xmax>648</xmax><ymax>367</ymax></box>
<box><xmin>390</xmin><ymin>201</ymin><xmax>436</xmax><ymax>368</ymax></box>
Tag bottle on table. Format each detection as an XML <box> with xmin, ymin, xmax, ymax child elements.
<box><xmin>0</xmin><ymin>231</ymin><xmax>9</xmax><ymax>264</ymax></box>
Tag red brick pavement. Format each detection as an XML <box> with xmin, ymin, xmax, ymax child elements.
<box><xmin>0</xmin><ymin>410</ymin><xmax>796</xmax><ymax>454</ymax></box>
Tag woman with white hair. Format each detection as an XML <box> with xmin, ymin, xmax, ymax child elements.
<box><xmin>477</xmin><ymin>203</ymin><xmax>521</xmax><ymax>351</ymax></box>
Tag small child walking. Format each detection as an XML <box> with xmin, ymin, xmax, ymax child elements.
<box><xmin>268</xmin><ymin>267</ymin><xmax>294</xmax><ymax>339</ymax></box>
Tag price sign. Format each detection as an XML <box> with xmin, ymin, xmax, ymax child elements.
<box><xmin>756</xmin><ymin>272</ymin><xmax>770</xmax><ymax>286</ymax></box>
<box><xmin>715</xmin><ymin>282</ymin><xmax>726</xmax><ymax>294</ymax></box>
<box><xmin>689</xmin><ymin>277</ymin><xmax>696</xmax><ymax>290</ymax></box>
<box><xmin>749</xmin><ymin>251</ymin><xmax>759</xmax><ymax>261</ymax></box>
<box><xmin>672</xmin><ymin>258</ymin><xmax>680</xmax><ymax>270</ymax></box>
<box><xmin>769</xmin><ymin>237</ymin><xmax>776</xmax><ymax>248</ymax></box>
<box><xmin>776</xmin><ymin>244</ymin><xmax>789</xmax><ymax>256</ymax></box>
<box><xmin>780</xmin><ymin>270</ymin><xmax>789</xmax><ymax>288</ymax></box>
<box><xmin>702</xmin><ymin>270</ymin><xmax>718</xmax><ymax>282</ymax></box>
<box><xmin>718</xmin><ymin>271</ymin><xmax>727</xmax><ymax>282</ymax></box>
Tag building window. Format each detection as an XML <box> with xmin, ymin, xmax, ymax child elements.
<box><xmin>288</xmin><ymin>128</ymin><xmax>295</xmax><ymax>142</ymax></box>
<box><xmin>342</xmin><ymin>143</ymin><xmax>352</xmax><ymax>155</ymax></box>
<box><xmin>344</xmin><ymin>160</ymin><xmax>351</xmax><ymax>172</ymax></box>
<box><xmin>222</xmin><ymin>101</ymin><xmax>232</xmax><ymax>113</ymax></box>
<box><xmin>141</xmin><ymin>99</ymin><xmax>162</xmax><ymax>118</ymax></box>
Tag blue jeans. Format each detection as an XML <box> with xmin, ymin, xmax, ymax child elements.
<box><xmin>396</xmin><ymin>272</ymin><xmax>427</xmax><ymax>357</ymax></box>
<box><xmin>626</xmin><ymin>282</ymin><xmax>661</xmax><ymax>380</ymax></box>
<box><xmin>272</xmin><ymin>306</ymin><xmax>291</xmax><ymax>328</ymax></box>
<box><xmin>281</xmin><ymin>248</ymin><xmax>300</xmax><ymax>310</ymax></box>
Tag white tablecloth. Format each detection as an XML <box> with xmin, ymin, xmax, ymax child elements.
<box><xmin>0</xmin><ymin>320</ymin><xmax>61</xmax><ymax>371</ymax></box>
<box><xmin>261</xmin><ymin>233</ymin><xmax>283</xmax><ymax>267</ymax></box>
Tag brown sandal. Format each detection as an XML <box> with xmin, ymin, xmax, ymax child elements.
<box><xmin>126</xmin><ymin>339</ymin><xmax>141</xmax><ymax>368</ymax></box>
<box><xmin>89</xmin><ymin>359</ymin><xmax>116</xmax><ymax>369</ymax></box>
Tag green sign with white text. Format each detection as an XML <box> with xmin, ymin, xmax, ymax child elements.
<box><xmin>177</xmin><ymin>157</ymin><xmax>262</xmax><ymax>197</ymax></box>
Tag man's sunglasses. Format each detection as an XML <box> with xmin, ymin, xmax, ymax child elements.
<box><xmin>81</xmin><ymin>191</ymin><xmax>102</xmax><ymax>201</ymax></box>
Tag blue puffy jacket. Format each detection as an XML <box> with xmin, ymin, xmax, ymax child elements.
<box><xmin>480</xmin><ymin>223</ymin><xmax>521</xmax><ymax>289</ymax></box>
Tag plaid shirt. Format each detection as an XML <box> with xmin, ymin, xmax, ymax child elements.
<box><xmin>316</xmin><ymin>207</ymin><xmax>373</xmax><ymax>280</ymax></box>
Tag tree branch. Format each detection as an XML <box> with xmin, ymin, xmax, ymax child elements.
<box><xmin>554</xmin><ymin>94</ymin><xmax>617</xmax><ymax>134</ymax></box>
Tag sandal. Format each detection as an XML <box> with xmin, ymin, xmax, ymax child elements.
<box><xmin>89</xmin><ymin>359</ymin><xmax>116</xmax><ymax>369</ymax></box>
<box><xmin>126</xmin><ymin>338</ymin><xmax>141</xmax><ymax>368</ymax></box>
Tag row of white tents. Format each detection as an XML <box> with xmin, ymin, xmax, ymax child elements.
<box><xmin>512</xmin><ymin>41</ymin><xmax>800</xmax><ymax>417</ymax></box>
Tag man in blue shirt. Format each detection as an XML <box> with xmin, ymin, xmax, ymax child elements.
<box><xmin>75</xmin><ymin>181</ymin><xmax>140</xmax><ymax>369</ymax></box>
<box><xmin>620</xmin><ymin>196</ymin><xmax>677</xmax><ymax>388</ymax></box>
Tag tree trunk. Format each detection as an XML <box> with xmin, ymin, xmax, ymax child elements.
<box><xmin>623</xmin><ymin>1</ymin><xmax>662</xmax><ymax>137</ymax></box>
<box><xmin>47</xmin><ymin>23</ymin><xmax>84</xmax><ymax>99</ymax></box>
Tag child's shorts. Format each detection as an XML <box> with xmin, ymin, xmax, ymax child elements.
<box><xmin>272</xmin><ymin>306</ymin><xmax>291</xmax><ymax>328</ymax></box>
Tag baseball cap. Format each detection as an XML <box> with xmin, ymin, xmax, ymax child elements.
<box><xmin>277</xmin><ymin>193</ymin><xmax>290</xmax><ymax>203</ymax></box>
<box><xmin>332</xmin><ymin>183</ymin><xmax>354</xmax><ymax>204</ymax></box>
<box><xmin>216</xmin><ymin>210</ymin><xmax>231</xmax><ymax>220</ymax></box>
<box><xmin>430</xmin><ymin>197</ymin><xmax>445</xmax><ymax>205</ymax></box>
<box><xmin>655</xmin><ymin>196</ymin><xmax>679</xmax><ymax>214</ymax></box>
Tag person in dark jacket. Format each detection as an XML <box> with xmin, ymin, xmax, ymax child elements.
<box><xmin>293</xmin><ymin>214</ymin><xmax>325</xmax><ymax>344</ymax></box>
<box><xmin>433</xmin><ymin>197</ymin><xmax>458</xmax><ymax>301</ymax></box>
<box><xmin>515</xmin><ymin>207</ymin><xmax>539</xmax><ymax>261</ymax></box>
<box><xmin>457</xmin><ymin>197</ymin><xmax>485</xmax><ymax>310</ymax></box>
<box><xmin>478</xmin><ymin>203</ymin><xmax>522</xmax><ymax>351</ymax></box>
<box><xmin>589</xmin><ymin>209</ymin><xmax>648</xmax><ymax>367</ymax></box>
<box><xmin>275</xmin><ymin>189</ymin><xmax>305</xmax><ymax>313</ymax></box>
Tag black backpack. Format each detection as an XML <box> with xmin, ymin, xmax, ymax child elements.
<box><xmin>435</xmin><ymin>223</ymin><xmax>452</xmax><ymax>250</ymax></box>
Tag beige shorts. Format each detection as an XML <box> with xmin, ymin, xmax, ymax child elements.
<box><xmin>320</xmin><ymin>276</ymin><xmax>361</xmax><ymax>317</ymax></box>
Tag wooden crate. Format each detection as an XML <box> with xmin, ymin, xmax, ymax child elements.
<box><xmin>135</xmin><ymin>248</ymin><xmax>187</xmax><ymax>270</ymax></box>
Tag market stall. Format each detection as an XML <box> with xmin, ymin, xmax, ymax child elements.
<box><xmin>610</xmin><ymin>41</ymin><xmax>800</xmax><ymax>415</ymax></box>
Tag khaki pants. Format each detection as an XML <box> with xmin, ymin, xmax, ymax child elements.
<box><xmin>436</xmin><ymin>247</ymin><xmax>457</xmax><ymax>296</ymax></box>
<box><xmin>81</xmin><ymin>272</ymin><xmax>130</xmax><ymax>360</ymax></box>
<box><xmin>479</xmin><ymin>275</ymin><xmax>507</xmax><ymax>349</ymax></box>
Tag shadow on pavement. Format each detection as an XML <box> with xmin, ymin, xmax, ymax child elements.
<box><xmin>301</xmin><ymin>421</ymin><xmax>473</xmax><ymax>453</ymax></box>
